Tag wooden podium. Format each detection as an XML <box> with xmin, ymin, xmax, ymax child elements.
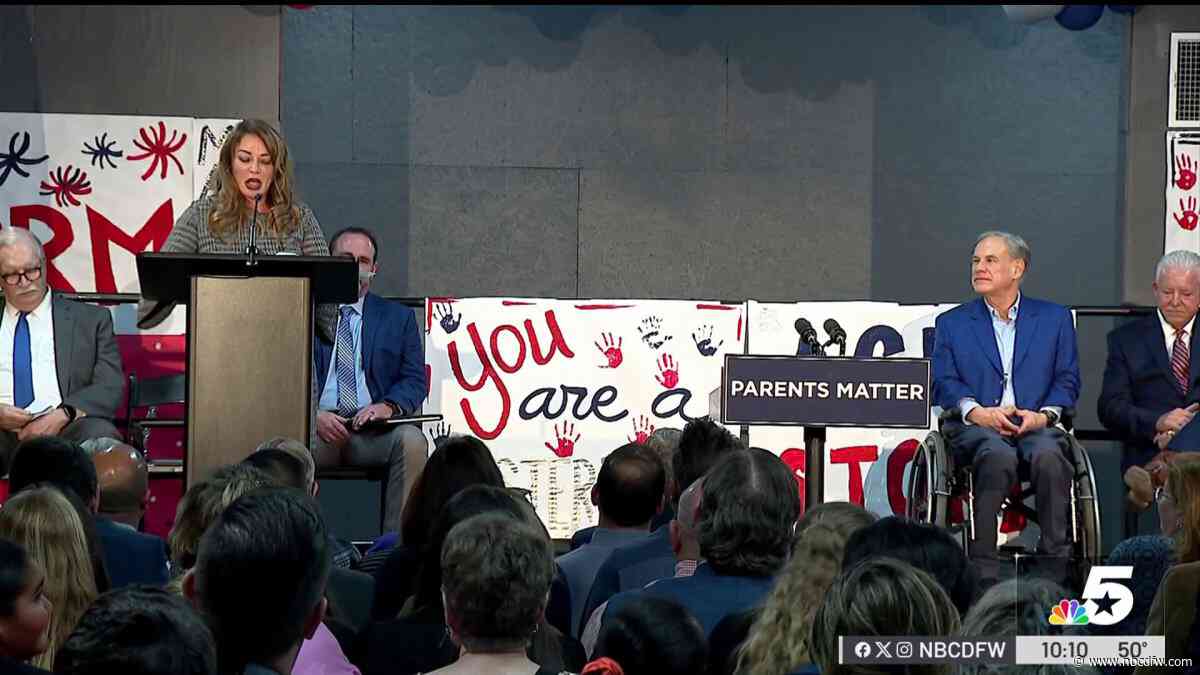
<box><xmin>136</xmin><ymin>252</ymin><xmax>358</xmax><ymax>486</ymax></box>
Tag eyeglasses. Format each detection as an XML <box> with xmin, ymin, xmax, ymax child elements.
<box><xmin>0</xmin><ymin>266</ymin><xmax>41</xmax><ymax>285</ymax></box>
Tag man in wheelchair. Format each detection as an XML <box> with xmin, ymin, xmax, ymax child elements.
<box><xmin>931</xmin><ymin>231</ymin><xmax>1081</xmax><ymax>564</ymax></box>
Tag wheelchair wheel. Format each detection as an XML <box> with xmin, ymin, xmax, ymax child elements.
<box><xmin>1068</xmin><ymin>436</ymin><xmax>1102</xmax><ymax>566</ymax></box>
<box><xmin>907</xmin><ymin>430</ymin><xmax>951</xmax><ymax>528</ymax></box>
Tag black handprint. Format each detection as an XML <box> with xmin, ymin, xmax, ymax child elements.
<box><xmin>433</xmin><ymin>302</ymin><xmax>461</xmax><ymax>334</ymax></box>
<box><xmin>637</xmin><ymin>315</ymin><xmax>673</xmax><ymax>350</ymax></box>
<box><xmin>428</xmin><ymin>421</ymin><xmax>453</xmax><ymax>448</ymax></box>
<box><xmin>692</xmin><ymin>324</ymin><xmax>724</xmax><ymax>357</ymax></box>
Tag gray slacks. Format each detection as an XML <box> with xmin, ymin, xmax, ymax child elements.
<box><xmin>313</xmin><ymin>423</ymin><xmax>428</xmax><ymax>534</ymax></box>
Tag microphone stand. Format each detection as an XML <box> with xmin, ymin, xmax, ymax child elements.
<box><xmin>246</xmin><ymin>194</ymin><xmax>261</xmax><ymax>267</ymax></box>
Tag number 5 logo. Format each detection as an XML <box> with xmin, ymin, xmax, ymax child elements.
<box><xmin>1081</xmin><ymin>565</ymin><xmax>1134</xmax><ymax>626</ymax></box>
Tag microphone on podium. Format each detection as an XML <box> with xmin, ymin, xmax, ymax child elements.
<box><xmin>795</xmin><ymin>318</ymin><xmax>825</xmax><ymax>356</ymax></box>
<box><xmin>823</xmin><ymin>318</ymin><xmax>848</xmax><ymax>357</ymax></box>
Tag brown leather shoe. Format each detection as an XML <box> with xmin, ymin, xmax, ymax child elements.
<box><xmin>1125</xmin><ymin>465</ymin><xmax>1154</xmax><ymax>511</ymax></box>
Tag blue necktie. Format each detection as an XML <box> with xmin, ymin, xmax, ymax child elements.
<box><xmin>13</xmin><ymin>312</ymin><xmax>32</xmax><ymax>409</ymax></box>
<box><xmin>335</xmin><ymin>306</ymin><xmax>358</xmax><ymax>416</ymax></box>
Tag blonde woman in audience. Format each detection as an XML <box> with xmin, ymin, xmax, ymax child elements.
<box><xmin>730</xmin><ymin>502</ymin><xmax>878</xmax><ymax>675</ymax></box>
<box><xmin>167</xmin><ymin>463</ymin><xmax>272</xmax><ymax>576</ymax></box>
<box><xmin>0</xmin><ymin>486</ymin><xmax>97</xmax><ymax>671</ymax></box>
<box><xmin>1139</xmin><ymin>457</ymin><xmax>1200</xmax><ymax>671</ymax></box>
<box><xmin>811</xmin><ymin>557</ymin><xmax>961</xmax><ymax>675</ymax></box>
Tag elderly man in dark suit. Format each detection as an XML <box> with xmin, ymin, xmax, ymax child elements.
<box><xmin>0</xmin><ymin>228</ymin><xmax>122</xmax><ymax>471</ymax></box>
<box><xmin>1099</xmin><ymin>250</ymin><xmax>1200</xmax><ymax>510</ymax></box>
<box><xmin>313</xmin><ymin>227</ymin><xmax>428</xmax><ymax>533</ymax></box>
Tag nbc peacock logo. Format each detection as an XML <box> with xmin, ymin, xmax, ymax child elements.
<box><xmin>1048</xmin><ymin>599</ymin><xmax>1089</xmax><ymax>626</ymax></box>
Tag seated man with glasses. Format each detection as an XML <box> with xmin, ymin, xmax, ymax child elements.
<box><xmin>0</xmin><ymin>228</ymin><xmax>123</xmax><ymax>471</ymax></box>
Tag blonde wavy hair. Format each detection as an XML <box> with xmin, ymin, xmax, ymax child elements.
<box><xmin>1168</xmin><ymin>455</ymin><xmax>1200</xmax><ymax>563</ymax></box>
<box><xmin>733</xmin><ymin>502</ymin><xmax>877</xmax><ymax>675</ymax></box>
<box><xmin>207</xmin><ymin>119</ymin><xmax>301</xmax><ymax>240</ymax></box>
<box><xmin>0</xmin><ymin>487</ymin><xmax>98</xmax><ymax>671</ymax></box>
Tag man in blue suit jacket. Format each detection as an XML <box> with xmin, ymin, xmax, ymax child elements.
<box><xmin>932</xmin><ymin>231</ymin><xmax>1081</xmax><ymax>561</ymax></box>
<box><xmin>1098</xmin><ymin>250</ymin><xmax>1200</xmax><ymax>508</ymax></box>
<box><xmin>314</xmin><ymin>227</ymin><xmax>428</xmax><ymax>532</ymax></box>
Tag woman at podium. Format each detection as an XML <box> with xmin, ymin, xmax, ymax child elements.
<box><xmin>138</xmin><ymin>119</ymin><xmax>335</xmax><ymax>337</ymax></box>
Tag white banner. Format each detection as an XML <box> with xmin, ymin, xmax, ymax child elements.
<box><xmin>423</xmin><ymin>297</ymin><xmax>967</xmax><ymax>537</ymax></box>
<box><xmin>0</xmin><ymin>113</ymin><xmax>240</xmax><ymax>335</ymax></box>
<box><xmin>1165</xmin><ymin>130</ymin><xmax>1200</xmax><ymax>254</ymax></box>
<box><xmin>424</xmin><ymin>297</ymin><xmax>745</xmax><ymax>537</ymax></box>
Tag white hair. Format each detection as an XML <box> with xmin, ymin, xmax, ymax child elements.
<box><xmin>1156</xmin><ymin>249</ymin><xmax>1200</xmax><ymax>282</ymax></box>
<box><xmin>976</xmin><ymin>231</ymin><xmax>1031</xmax><ymax>268</ymax></box>
<box><xmin>0</xmin><ymin>228</ymin><xmax>45</xmax><ymax>264</ymax></box>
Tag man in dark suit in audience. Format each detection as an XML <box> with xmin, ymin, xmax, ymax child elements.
<box><xmin>577</xmin><ymin>418</ymin><xmax>743</xmax><ymax>630</ymax></box>
<box><xmin>9</xmin><ymin>436</ymin><xmax>169</xmax><ymax>588</ymax></box>
<box><xmin>599</xmin><ymin>449</ymin><xmax>799</xmax><ymax>638</ymax></box>
<box><xmin>313</xmin><ymin>227</ymin><xmax>428</xmax><ymax>533</ymax></box>
<box><xmin>0</xmin><ymin>228</ymin><xmax>123</xmax><ymax>473</ymax></box>
<box><xmin>1099</xmin><ymin>249</ymin><xmax>1200</xmax><ymax>509</ymax></box>
<box><xmin>83</xmin><ymin>437</ymin><xmax>151</xmax><ymax>530</ymax></box>
<box><xmin>555</xmin><ymin>442</ymin><xmax>663</xmax><ymax>637</ymax></box>
<box><xmin>184</xmin><ymin>488</ymin><xmax>330</xmax><ymax>675</ymax></box>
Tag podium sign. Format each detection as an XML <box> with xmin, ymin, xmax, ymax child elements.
<box><xmin>721</xmin><ymin>355</ymin><xmax>931</xmax><ymax>428</ymax></box>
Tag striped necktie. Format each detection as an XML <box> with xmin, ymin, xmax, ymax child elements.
<box><xmin>1172</xmin><ymin>329</ymin><xmax>1190</xmax><ymax>395</ymax></box>
<box><xmin>335</xmin><ymin>306</ymin><xmax>359</xmax><ymax>416</ymax></box>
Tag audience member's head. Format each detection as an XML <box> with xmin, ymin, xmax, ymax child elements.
<box><xmin>441</xmin><ymin>513</ymin><xmax>553</xmax><ymax>655</ymax></box>
<box><xmin>82</xmin><ymin>438</ymin><xmax>149</xmax><ymax>529</ymax></box>
<box><xmin>243</xmin><ymin>448</ymin><xmax>307</xmax><ymax>493</ymax></box>
<box><xmin>9</xmin><ymin>437</ymin><xmax>98</xmax><ymax>512</ymax></box>
<box><xmin>958</xmin><ymin>578</ymin><xmax>1097</xmax><ymax>675</ymax></box>
<box><xmin>168</xmin><ymin>464</ymin><xmax>272</xmax><ymax>572</ymax></box>
<box><xmin>0</xmin><ymin>537</ymin><xmax>50</xmax><ymax>663</ymax></box>
<box><xmin>185</xmin><ymin>488</ymin><xmax>330</xmax><ymax>675</ymax></box>
<box><xmin>734</xmin><ymin>503</ymin><xmax>877</xmax><ymax>675</ymax></box>
<box><xmin>593</xmin><ymin>443</ymin><xmax>665</xmax><ymax>530</ymax></box>
<box><xmin>670</xmin><ymin>476</ymin><xmax>704</xmax><ymax>562</ymax></box>
<box><xmin>399</xmin><ymin>435</ymin><xmax>504</xmax><ymax>550</ymax></box>
<box><xmin>1164</xmin><ymin>456</ymin><xmax>1200</xmax><ymax>561</ymax></box>
<box><xmin>1089</xmin><ymin>535</ymin><xmax>1175</xmax><ymax>638</ymax></box>
<box><xmin>254</xmin><ymin>437</ymin><xmax>316</xmax><ymax>496</ymax></box>
<box><xmin>0</xmin><ymin>487</ymin><xmax>98</xmax><ymax>671</ymax></box>
<box><xmin>811</xmin><ymin>557</ymin><xmax>961</xmax><ymax>675</ymax></box>
<box><xmin>698</xmin><ymin>448</ymin><xmax>800</xmax><ymax>577</ymax></box>
<box><xmin>673</xmin><ymin>418</ymin><xmax>743</xmax><ymax>504</ymax></box>
<box><xmin>588</xmin><ymin>596</ymin><xmax>707</xmax><ymax>675</ymax></box>
<box><xmin>843</xmin><ymin>516</ymin><xmax>978</xmax><ymax>616</ymax></box>
<box><xmin>644</xmin><ymin>427</ymin><xmax>683</xmax><ymax>490</ymax></box>
<box><xmin>407</xmin><ymin>484</ymin><xmax>530</xmax><ymax>616</ymax></box>
<box><xmin>793</xmin><ymin>500</ymin><xmax>880</xmax><ymax>546</ymax></box>
<box><xmin>54</xmin><ymin>585</ymin><xmax>216</xmax><ymax>675</ymax></box>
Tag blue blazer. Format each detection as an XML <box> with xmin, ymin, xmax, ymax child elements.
<box><xmin>932</xmin><ymin>296</ymin><xmax>1080</xmax><ymax>413</ymax></box>
<box><xmin>94</xmin><ymin>518</ymin><xmax>169</xmax><ymax>589</ymax></box>
<box><xmin>1098</xmin><ymin>314</ymin><xmax>1200</xmax><ymax>470</ymax></box>
<box><xmin>314</xmin><ymin>293</ymin><xmax>427</xmax><ymax>415</ymax></box>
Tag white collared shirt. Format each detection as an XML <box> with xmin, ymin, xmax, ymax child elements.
<box><xmin>1159</xmin><ymin>310</ymin><xmax>1196</xmax><ymax>360</ymax></box>
<box><xmin>0</xmin><ymin>291</ymin><xmax>62</xmax><ymax>410</ymax></box>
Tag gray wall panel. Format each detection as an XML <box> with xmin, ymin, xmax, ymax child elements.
<box><xmin>408</xmin><ymin>166</ymin><xmax>578</xmax><ymax>298</ymax></box>
<box><xmin>281</xmin><ymin>5</ymin><xmax>353</xmax><ymax>163</ymax></box>
<box><xmin>579</xmin><ymin>170</ymin><xmax>869</xmax><ymax>301</ymax></box>
<box><xmin>5</xmin><ymin>5</ymin><xmax>279</xmax><ymax>118</ymax></box>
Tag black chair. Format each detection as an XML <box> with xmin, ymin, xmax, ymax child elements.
<box><xmin>124</xmin><ymin>372</ymin><xmax>186</xmax><ymax>476</ymax></box>
<box><xmin>906</xmin><ymin>407</ymin><xmax>1102</xmax><ymax>576</ymax></box>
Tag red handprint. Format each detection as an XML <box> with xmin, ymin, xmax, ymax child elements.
<box><xmin>594</xmin><ymin>333</ymin><xmax>623</xmax><ymax>368</ymax></box>
<box><xmin>628</xmin><ymin>415</ymin><xmax>655</xmax><ymax>444</ymax></box>
<box><xmin>545</xmin><ymin>421</ymin><xmax>580</xmax><ymax>458</ymax></box>
<box><xmin>654</xmin><ymin>354</ymin><xmax>679</xmax><ymax>389</ymax></box>
<box><xmin>1176</xmin><ymin>196</ymin><xmax>1199</xmax><ymax>231</ymax></box>
<box><xmin>1178</xmin><ymin>154</ymin><xmax>1197</xmax><ymax>191</ymax></box>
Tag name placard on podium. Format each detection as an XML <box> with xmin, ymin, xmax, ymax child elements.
<box><xmin>721</xmin><ymin>355</ymin><xmax>931</xmax><ymax>429</ymax></box>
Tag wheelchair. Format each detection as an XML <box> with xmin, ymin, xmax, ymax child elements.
<box><xmin>905</xmin><ymin>408</ymin><xmax>1102</xmax><ymax>580</ymax></box>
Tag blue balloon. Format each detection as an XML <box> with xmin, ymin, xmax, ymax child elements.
<box><xmin>1108</xmin><ymin>5</ymin><xmax>1138</xmax><ymax>14</ymax></box>
<box><xmin>1056</xmin><ymin>4</ymin><xmax>1105</xmax><ymax>30</ymax></box>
